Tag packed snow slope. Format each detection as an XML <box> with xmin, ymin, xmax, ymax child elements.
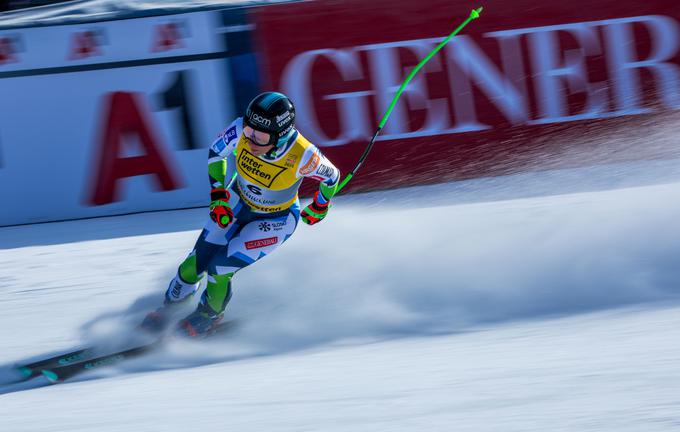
<box><xmin>1</xmin><ymin>167</ymin><xmax>680</xmax><ymax>431</ymax></box>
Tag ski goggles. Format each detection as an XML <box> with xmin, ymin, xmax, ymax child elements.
<box><xmin>242</xmin><ymin>125</ymin><xmax>273</xmax><ymax>147</ymax></box>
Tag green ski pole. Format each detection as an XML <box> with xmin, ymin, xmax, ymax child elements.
<box><xmin>334</xmin><ymin>7</ymin><xmax>484</xmax><ymax>195</ymax></box>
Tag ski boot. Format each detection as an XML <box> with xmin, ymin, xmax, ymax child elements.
<box><xmin>177</xmin><ymin>302</ymin><xmax>224</xmax><ymax>338</ymax></box>
<box><xmin>140</xmin><ymin>307</ymin><xmax>174</xmax><ymax>334</ymax></box>
<box><xmin>177</xmin><ymin>273</ymin><xmax>233</xmax><ymax>338</ymax></box>
<box><xmin>140</xmin><ymin>273</ymin><xmax>200</xmax><ymax>333</ymax></box>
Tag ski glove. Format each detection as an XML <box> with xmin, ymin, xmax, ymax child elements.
<box><xmin>301</xmin><ymin>190</ymin><xmax>331</xmax><ymax>225</ymax></box>
<box><xmin>209</xmin><ymin>188</ymin><xmax>234</xmax><ymax>228</ymax></box>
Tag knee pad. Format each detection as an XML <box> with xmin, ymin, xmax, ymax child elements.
<box><xmin>164</xmin><ymin>272</ymin><xmax>201</xmax><ymax>303</ymax></box>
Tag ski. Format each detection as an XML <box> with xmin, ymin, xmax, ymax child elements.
<box><xmin>28</xmin><ymin>319</ymin><xmax>235</xmax><ymax>384</ymax></box>
<box><xmin>13</xmin><ymin>347</ymin><xmax>93</xmax><ymax>381</ymax></box>
<box><xmin>41</xmin><ymin>340</ymin><xmax>162</xmax><ymax>384</ymax></box>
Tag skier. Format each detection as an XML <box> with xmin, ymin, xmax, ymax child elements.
<box><xmin>143</xmin><ymin>91</ymin><xmax>340</xmax><ymax>337</ymax></box>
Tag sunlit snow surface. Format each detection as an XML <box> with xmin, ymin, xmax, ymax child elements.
<box><xmin>1</xmin><ymin>166</ymin><xmax>680</xmax><ymax>431</ymax></box>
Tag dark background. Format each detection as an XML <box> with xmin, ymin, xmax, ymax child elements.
<box><xmin>0</xmin><ymin>0</ymin><xmax>71</xmax><ymax>12</ymax></box>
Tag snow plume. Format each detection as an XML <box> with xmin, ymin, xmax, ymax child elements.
<box><xmin>228</xmin><ymin>181</ymin><xmax>680</xmax><ymax>352</ymax></box>
<box><xmin>2</xmin><ymin>174</ymin><xmax>680</xmax><ymax>371</ymax></box>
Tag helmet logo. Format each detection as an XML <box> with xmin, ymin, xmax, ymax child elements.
<box><xmin>276</xmin><ymin>112</ymin><xmax>291</xmax><ymax>126</ymax></box>
<box><xmin>250</xmin><ymin>113</ymin><xmax>271</xmax><ymax>127</ymax></box>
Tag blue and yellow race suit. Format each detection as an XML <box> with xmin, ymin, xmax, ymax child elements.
<box><xmin>165</xmin><ymin>117</ymin><xmax>340</xmax><ymax>314</ymax></box>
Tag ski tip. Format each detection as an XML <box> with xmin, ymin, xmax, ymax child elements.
<box><xmin>41</xmin><ymin>370</ymin><xmax>61</xmax><ymax>384</ymax></box>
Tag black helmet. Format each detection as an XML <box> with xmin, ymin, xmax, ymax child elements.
<box><xmin>244</xmin><ymin>91</ymin><xmax>296</xmax><ymax>147</ymax></box>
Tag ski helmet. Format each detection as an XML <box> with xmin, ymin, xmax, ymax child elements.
<box><xmin>243</xmin><ymin>92</ymin><xmax>296</xmax><ymax>148</ymax></box>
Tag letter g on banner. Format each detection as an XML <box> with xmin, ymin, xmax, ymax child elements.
<box><xmin>281</xmin><ymin>48</ymin><xmax>372</xmax><ymax>146</ymax></box>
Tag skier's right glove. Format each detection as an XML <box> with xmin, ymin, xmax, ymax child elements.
<box><xmin>209</xmin><ymin>188</ymin><xmax>234</xmax><ymax>228</ymax></box>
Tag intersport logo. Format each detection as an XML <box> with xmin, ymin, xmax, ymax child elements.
<box><xmin>299</xmin><ymin>153</ymin><xmax>320</xmax><ymax>175</ymax></box>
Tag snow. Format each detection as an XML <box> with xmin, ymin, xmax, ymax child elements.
<box><xmin>3</xmin><ymin>307</ymin><xmax>680</xmax><ymax>432</ymax></box>
<box><xmin>1</xmin><ymin>167</ymin><xmax>680</xmax><ymax>430</ymax></box>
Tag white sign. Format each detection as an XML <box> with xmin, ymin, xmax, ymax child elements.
<box><xmin>0</xmin><ymin>11</ymin><xmax>248</xmax><ymax>226</ymax></box>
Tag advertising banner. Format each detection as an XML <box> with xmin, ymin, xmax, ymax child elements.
<box><xmin>1</xmin><ymin>1</ymin><xmax>680</xmax><ymax>226</ymax></box>
<box><xmin>254</xmin><ymin>0</ymin><xmax>680</xmax><ymax>194</ymax></box>
<box><xmin>0</xmin><ymin>8</ymin><xmax>263</xmax><ymax>226</ymax></box>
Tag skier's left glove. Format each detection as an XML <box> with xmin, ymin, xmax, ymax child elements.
<box><xmin>301</xmin><ymin>190</ymin><xmax>331</xmax><ymax>225</ymax></box>
<box><xmin>209</xmin><ymin>188</ymin><xmax>234</xmax><ymax>228</ymax></box>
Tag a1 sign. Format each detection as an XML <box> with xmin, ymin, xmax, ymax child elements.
<box><xmin>86</xmin><ymin>66</ymin><xmax>227</xmax><ymax>206</ymax></box>
<box><xmin>0</xmin><ymin>9</ymin><xmax>257</xmax><ymax>226</ymax></box>
<box><xmin>158</xmin><ymin>70</ymin><xmax>199</xmax><ymax>151</ymax></box>
<box><xmin>88</xmin><ymin>91</ymin><xmax>183</xmax><ymax>205</ymax></box>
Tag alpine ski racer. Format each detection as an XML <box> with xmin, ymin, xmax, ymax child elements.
<box><xmin>142</xmin><ymin>91</ymin><xmax>341</xmax><ymax>337</ymax></box>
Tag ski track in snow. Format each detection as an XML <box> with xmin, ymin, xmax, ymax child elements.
<box><xmin>1</xmin><ymin>171</ymin><xmax>680</xmax><ymax>430</ymax></box>
<box><xmin>1</xmin><ymin>306</ymin><xmax>680</xmax><ymax>431</ymax></box>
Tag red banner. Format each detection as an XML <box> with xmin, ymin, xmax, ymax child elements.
<box><xmin>254</xmin><ymin>0</ymin><xmax>680</xmax><ymax>194</ymax></box>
